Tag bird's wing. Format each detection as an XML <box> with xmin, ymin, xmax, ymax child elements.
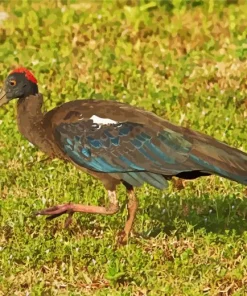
<box><xmin>50</xmin><ymin>100</ymin><xmax>247</xmax><ymax>188</ymax></box>
<box><xmin>54</xmin><ymin>118</ymin><xmax>199</xmax><ymax>176</ymax></box>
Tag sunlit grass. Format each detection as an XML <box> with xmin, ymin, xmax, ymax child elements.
<box><xmin>1</xmin><ymin>0</ymin><xmax>247</xmax><ymax>294</ymax></box>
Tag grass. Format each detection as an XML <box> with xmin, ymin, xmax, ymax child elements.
<box><xmin>1</xmin><ymin>0</ymin><xmax>247</xmax><ymax>294</ymax></box>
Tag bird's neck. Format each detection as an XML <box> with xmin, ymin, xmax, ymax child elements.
<box><xmin>17</xmin><ymin>94</ymin><xmax>54</xmax><ymax>156</ymax></box>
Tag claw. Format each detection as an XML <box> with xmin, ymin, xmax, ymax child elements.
<box><xmin>64</xmin><ymin>211</ymin><xmax>74</xmax><ymax>228</ymax></box>
<box><xmin>117</xmin><ymin>230</ymin><xmax>129</xmax><ymax>245</ymax></box>
<box><xmin>46</xmin><ymin>213</ymin><xmax>65</xmax><ymax>221</ymax></box>
<box><xmin>35</xmin><ymin>204</ymin><xmax>71</xmax><ymax>216</ymax></box>
<box><xmin>34</xmin><ymin>203</ymin><xmax>74</xmax><ymax>228</ymax></box>
<box><xmin>33</xmin><ymin>191</ymin><xmax>119</xmax><ymax>233</ymax></box>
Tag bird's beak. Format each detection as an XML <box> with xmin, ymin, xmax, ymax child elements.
<box><xmin>0</xmin><ymin>88</ymin><xmax>8</xmax><ymax>107</ymax></box>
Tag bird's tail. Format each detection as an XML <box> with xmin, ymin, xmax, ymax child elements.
<box><xmin>189</xmin><ymin>130</ymin><xmax>247</xmax><ymax>185</ymax></box>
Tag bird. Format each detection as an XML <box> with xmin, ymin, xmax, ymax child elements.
<box><xmin>1</xmin><ymin>67</ymin><xmax>247</xmax><ymax>242</ymax></box>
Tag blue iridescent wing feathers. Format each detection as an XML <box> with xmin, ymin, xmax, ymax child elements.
<box><xmin>54</xmin><ymin>113</ymin><xmax>247</xmax><ymax>189</ymax></box>
<box><xmin>55</xmin><ymin>120</ymin><xmax>195</xmax><ymax>189</ymax></box>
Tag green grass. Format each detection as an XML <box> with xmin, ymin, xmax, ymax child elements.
<box><xmin>1</xmin><ymin>0</ymin><xmax>247</xmax><ymax>294</ymax></box>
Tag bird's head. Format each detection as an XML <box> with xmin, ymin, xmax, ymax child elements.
<box><xmin>0</xmin><ymin>67</ymin><xmax>39</xmax><ymax>106</ymax></box>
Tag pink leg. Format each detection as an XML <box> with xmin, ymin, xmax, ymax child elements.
<box><xmin>35</xmin><ymin>190</ymin><xmax>119</xmax><ymax>228</ymax></box>
<box><xmin>119</xmin><ymin>188</ymin><xmax>138</xmax><ymax>243</ymax></box>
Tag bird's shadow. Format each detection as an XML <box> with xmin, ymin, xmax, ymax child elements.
<box><xmin>30</xmin><ymin>180</ymin><xmax>247</xmax><ymax>241</ymax></box>
<box><xmin>140</xmin><ymin>190</ymin><xmax>247</xmax><ymax>239</ymax></box>
<box><xmin>64</xmin><ymin>190</ymin><xmax>247</xmax><ymax>241</ymax></box>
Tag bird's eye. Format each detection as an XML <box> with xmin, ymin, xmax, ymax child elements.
<box><xmin>9</xmin><ymin>79</ymin><xmax>17</xmax><ymax>86</ymax></box>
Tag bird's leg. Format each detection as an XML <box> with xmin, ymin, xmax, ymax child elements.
<box><xmin>119</xmin><ymin>187</ymin><xmax>138</xmax><ymax>243</ymax></box>
<box><xmin>35</xmin><ymin>190</ymin><xmax>119</xmax><ymax>228</ymax></box>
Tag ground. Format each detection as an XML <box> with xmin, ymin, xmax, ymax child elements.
<box><xmin>0</xmin><ymin>0</ymin><xmax>247</xmax><ymax>295</ymax></box>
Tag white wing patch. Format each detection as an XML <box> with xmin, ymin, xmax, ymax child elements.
<box><xmin>90</xmin><ymin>115</ymin><xmax>117</xmax><ymax>125</ymax></box>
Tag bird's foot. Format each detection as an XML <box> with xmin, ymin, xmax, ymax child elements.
<box><xmin>35</xmin><ymin>203</ymin><xmax>74</xmax><ymax>228</ymax></box>
<box><xmin>35</xmin><ymin>194</ymin><xmax>119</xmax><ymax>229</ymax></box>
<box><xmin>117</xmin><ymin>230</ymin><xmax>129</xmax><ymax>245</ymax></box>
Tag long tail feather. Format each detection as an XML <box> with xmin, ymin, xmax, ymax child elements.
<box><xmin>189</xmin><ymin>132</ymin><xmax>247</xmax><ymax>185</ymax></box>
